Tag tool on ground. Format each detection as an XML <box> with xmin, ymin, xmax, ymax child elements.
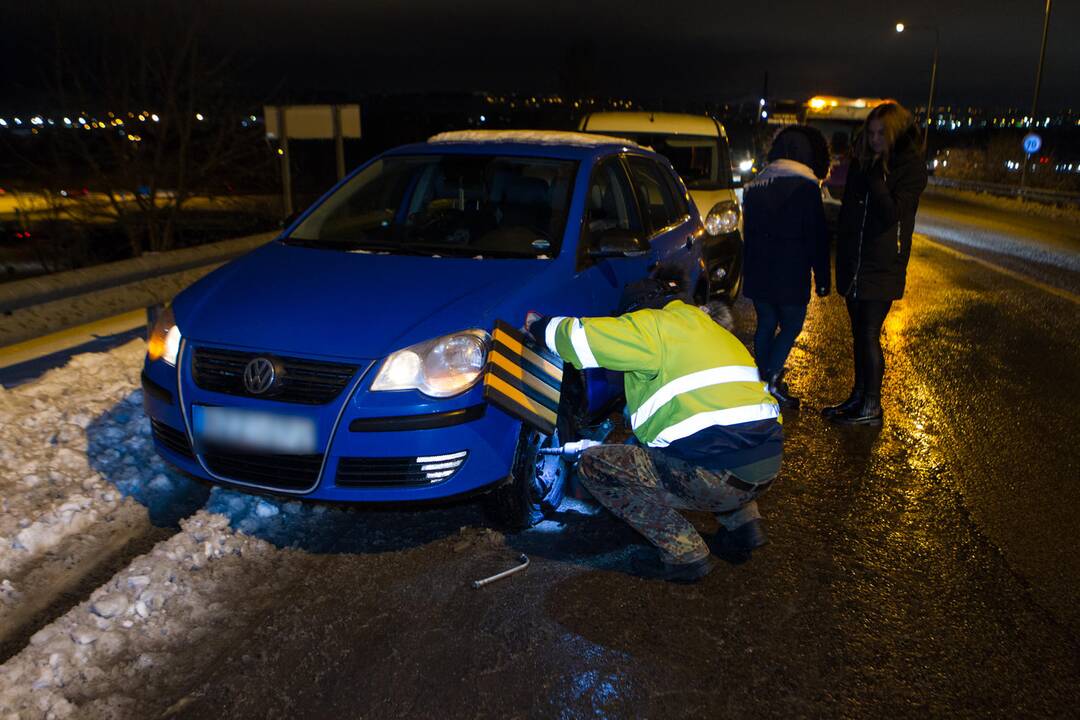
<box><xmin>537</xmin><ymin>439</ymin><xmax>602</xmax><ymax>458</ymax></box>
<box><xmin>472</xmin><ymin>554</ymin><xmax>531</xmax><ymax>589</ymax></box>
<box><xmin>483</xmin><ymin>320</ymin><xmax>563</xmax><ymax>435</ymax></box>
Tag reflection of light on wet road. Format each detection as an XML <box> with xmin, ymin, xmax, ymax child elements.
<box><xmin>553</xmin><ymin>632</ymin><xmax>628</xmax><ymax>719</ymax></box>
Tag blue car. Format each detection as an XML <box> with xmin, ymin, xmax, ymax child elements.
<box><xmin>142</xmin><ymin>130</ymin><xmax>708</xmax><ymax>527</ymax></box>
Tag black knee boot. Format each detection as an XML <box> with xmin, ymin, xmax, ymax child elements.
<box><xmin>831</xmin><ymin>395</ymin><xmax>883</xmax><ymax>426</ymax></box>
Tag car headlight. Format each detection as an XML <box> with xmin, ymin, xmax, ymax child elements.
<box><xmin>371</xmin><ymin>330</ymin><xmax>490</xmax><ymax>398</ymax></box>
<box><xmin>705</xmin><ymin>200</ymin><xmax>740</xmax><ymax>236</ymax></box>
<box><xmin>147</xmin><ymin>306</ymin><xmax>182</xmax><ymax>366</ymax></box>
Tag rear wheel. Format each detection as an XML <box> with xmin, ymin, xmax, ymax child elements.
<box><xmin>484</xmin><ymin>424</ymin><xmax>569</xmax><ymax>530</ymax></box>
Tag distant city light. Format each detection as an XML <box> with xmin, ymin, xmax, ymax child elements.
<box><xmin>277</xmin><ymin>148</ymin><xmax>284</xmax><ymax>156</ymax></box>
<box><xmin>896</xmin><ymin>22</ymin><xmax>905</xmax><ymax>32</ymax></box>
<box><xmin>151</xmin><ymin>114</ymin><xmax>160</xmax><ymax>122</ymax></box>
<box><xmin>0</xmin><ymin>119</ymin><xmax>7</xmax><ymax>127</ymax></box>
<box><xmin>479</xmin><ymin>115</ymin><xmax>486</xmax><ymax>122</ymax></box>
<box><xmin>195</xmin><ymin>113</ymin><xmax>205</xmax><ymax>121</ymax></box>
<box><xmin>13</xmin><ymin>118</ymin><xmax>22</xmax><ymax>125</ymax></box>
<box><xmin>761</xmin><ymin>111</ymin><xmax>768</xmax><ymax>119</ymax></box>
<box><xmin>738</xmin><ymin>159</ymin><xmax>754</xmax><ymax>172</ymax></box>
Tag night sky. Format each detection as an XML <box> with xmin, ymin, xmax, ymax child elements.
<box><xmin>4</xmin><ymin>0</ymin><xmax>1078</xmax><ymax>110</ymax></box>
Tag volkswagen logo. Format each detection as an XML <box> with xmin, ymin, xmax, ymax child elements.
<box><xmin>243</xmin><ymin>357</ymin><xmax>277</xmax><ymax>395</ymax></box>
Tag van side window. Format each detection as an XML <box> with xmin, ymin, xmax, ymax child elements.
<box><xmin>627</xmin><ymin>157</ymin><xmax>682</xmax><ymax>235</ymax></box>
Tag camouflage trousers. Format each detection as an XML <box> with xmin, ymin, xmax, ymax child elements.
<box><xmin>578</xmin><ymin>444</ymin><xmax>781</xmax><ymax>565</ymax></box>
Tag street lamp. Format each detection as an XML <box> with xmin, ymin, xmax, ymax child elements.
<box><xmin>896</xmin><ymin>21</ymin><xmax>940</xmax><ymax>150</ymax></box>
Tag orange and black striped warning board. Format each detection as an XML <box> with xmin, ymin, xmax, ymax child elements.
<box><xmin>484</xmin><ymin>320</ymin><xmax>564</xmax><ymax>435</ymax></box>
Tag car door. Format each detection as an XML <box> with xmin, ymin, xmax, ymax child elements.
<box><xmin>576</xmin><ymin>155</ymin><xmax>654</xmax><ymax>312</ymax></box>
<box><xmin>624</xmin><ymin>155</ymin><xmax>703</xmax><ymax>297</ymax></box>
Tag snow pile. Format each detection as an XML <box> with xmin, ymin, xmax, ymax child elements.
<box><xmin>428</xmin><ymin>129</ymin><xmax>642</xmax><ymax>148</ymax></box>
<box><xmin>0</xmin><ymin>340</ymin><xmax>207</xmax><ymax>645</ymax></box>
<box><xmin>0</xmin><ymin>343</ymin><xmax>147</xmax><ymax>582</ymax></box>
<box><xmin>0</xmin><ymin>511</ymin><xmax>282</xmax><ymax>719</ymax></box>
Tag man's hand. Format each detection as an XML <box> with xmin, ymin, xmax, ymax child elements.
<box><xmin>524</xmin><ymin>311</ymin><xmax>549</xmax><ymax>347</ymax></box>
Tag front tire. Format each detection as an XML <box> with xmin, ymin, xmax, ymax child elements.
<box><xmin>484</xmin><ymin>424</ymin><xmax>569</xmax><ymax>530</ymax></box>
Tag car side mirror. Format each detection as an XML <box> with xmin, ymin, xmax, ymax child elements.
<box><xmin>587</xmin><ymin>228</ymin><xmax>647</xmax><ymax>258</ymax></box>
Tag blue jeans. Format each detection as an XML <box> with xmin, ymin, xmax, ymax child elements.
<box><xmin>752</xmin><ymin>300</ymin><xmax>808</xmax><ymax>378</ymax></box>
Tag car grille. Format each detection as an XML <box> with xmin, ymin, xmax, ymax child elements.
<box><xmin>335</xmin><ymin>451</ymin><xmax>468</xmax><ymax>487</ymax></box>
<box><xmin>202</xmin><ymin>448</ymin><xmax>324</xmax><ymax>491</ymax></box>
<box><xmin>191</xmin><ymin>347</ymin><xmax>358</xmax><ymax>405</ymax></box>
<box><xmin>150</xmin><ymin>419</ymin><xmax>194</xmax><ymax>459</ymax></box>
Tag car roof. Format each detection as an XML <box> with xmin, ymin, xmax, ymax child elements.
<box><xmin>580</xmin><ymin>112</ymin><xmax>726</xmax><ymax>138</ymax></box>
<box><xmin>387</xmin><ymin>129</ymin><xmax>645</xmax><ymax>161</ymax></box>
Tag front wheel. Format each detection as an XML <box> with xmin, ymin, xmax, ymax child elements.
<box><xmin>484</xmin><ymin>424</ymin><xmax>569</xmax><ymax>530</ymax></box>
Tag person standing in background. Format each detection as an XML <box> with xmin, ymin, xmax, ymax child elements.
<box><xmin>742</xmin><ymin>125</ymin><xmax>832</xmax><ymax>409</ymax></box>
<box><xmin>824</xmin><ymin>102</ymin><xmax>928</xmax><ymax>426</ymax></box>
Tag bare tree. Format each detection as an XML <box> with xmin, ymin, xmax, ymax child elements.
<box><xmin>43</xmin><ymin>0</ymin><xmax>270</xmax><ymax>256</ymax></box>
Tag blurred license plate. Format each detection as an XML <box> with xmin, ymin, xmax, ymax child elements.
<box><xmin>192</xmin><ymin>405</ymin><xmax>317</xmax><ymax>454</ymax></box>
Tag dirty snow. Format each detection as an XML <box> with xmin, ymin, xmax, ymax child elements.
<box><xmin>0</xmin><ymin>511</ymin><xmax>286</xmax><ymax>719</ymax></box>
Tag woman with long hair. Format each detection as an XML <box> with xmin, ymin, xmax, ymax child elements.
<box><xmin>823</xmin><ymin>101</ymin><xmax>928</xmax><ymax>425</ymax></box>
<box><xmin>742</xmin><ymin>125</ymin><xmax>831</xmax><ymax>408</ymax></box>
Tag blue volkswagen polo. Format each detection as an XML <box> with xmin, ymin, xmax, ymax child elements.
<box><xmin>142</xmin><ymin>130</ymin><xmax>708</xmax><ymax>527</ymax></box>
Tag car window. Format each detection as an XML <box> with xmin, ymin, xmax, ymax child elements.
<box><xmin>287</xmin><ymin>155</ymin><xmax>577</xmax><ymax>259</ymax></box>
<box><xmin>583</xmin><ymin>160</ymin><xmax>638</xmax><ymax>238</ymax></box>
<box><xmin>626</xmin><ymin>157</ymin><xmax>683</xmax><ymax>235</ymax></box>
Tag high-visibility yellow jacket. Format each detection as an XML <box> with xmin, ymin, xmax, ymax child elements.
<box><xmin>542</xmin><ymin>300</ymin><xmax>781</xmax><ymax>464</ymax></box>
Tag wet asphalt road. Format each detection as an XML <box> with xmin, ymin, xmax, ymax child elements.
<box><xmin>158</xmin><ymin>233</ymin><xmax>1080</xmax><ymax>719</ymax></box>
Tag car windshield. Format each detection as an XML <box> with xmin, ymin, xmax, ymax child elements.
<box><xmin>285</xmin><ymin>154</ymin><xmax>577</xmax><ymax>259</ymax></box>
<box><xmin>594</xmin><ymin>133</ymin><xmax>727</xmax><ymax>189</ymax></box>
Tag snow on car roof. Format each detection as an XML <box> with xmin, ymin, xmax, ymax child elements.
<box><xmin>427</xmin><ymin>129</ymin><xmax>642</xmax><ymax>148</ymax></box>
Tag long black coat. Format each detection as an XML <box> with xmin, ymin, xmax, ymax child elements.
<box><xmin>742</xmin><ymin>176</ymin><xmax>830</xmax><ymax>306</ymax></box>
<box><xmin>835</xmin><ymin>129</ymin><xmax>928</xmax><ymax>301</ymax></box>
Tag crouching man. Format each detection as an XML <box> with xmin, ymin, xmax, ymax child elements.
<box><xmin>529</xmin><ymin>279</ymin><xmax>783</xmax><ymax>583</ymax></box>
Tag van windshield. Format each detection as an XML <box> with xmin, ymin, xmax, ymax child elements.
<box><xmin>285</xmin><ymin>155</ymin><xmax>577</xmax><ymax>259</ymax></box>
<box><xmin>589</xmin><ymin>132</ymin><xmax>732</xmax><ymax>190</ymax></box>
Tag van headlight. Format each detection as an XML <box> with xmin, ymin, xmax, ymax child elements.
<box><xmin>147</xmin><ymin>306</ymin><xmax>182</xmax><ymax>366</ymax></box>
<box><xmin>705</xmin><ymin>201</ymin><xmax>740</xmax><ymax>236</ymax></box>
<box><xmin>371</xmin><ymin>330</ymin><xmax>490</xmax><ymax>398</ymax></box>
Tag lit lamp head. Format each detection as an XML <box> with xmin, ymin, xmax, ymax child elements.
<box><xmin>895</xmin><ymin>22</ymin><xmax>905</xmax><ymax>33</ymax></box>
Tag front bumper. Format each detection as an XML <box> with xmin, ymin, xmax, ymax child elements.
<box><xmin>141</xmin><ymin>341</ymin><xmax>521</xmax><ymax>503</ymax></box>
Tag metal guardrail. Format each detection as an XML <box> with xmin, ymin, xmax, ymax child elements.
<box><xmin>928</xmin><ymin>177</ymin><xmax>1080</xmax><ymax>207</ymax></box>
<box><xmin>0</xmin><ymin>231</ymin><xmax>277</xmax><ymax>314</ymax></box>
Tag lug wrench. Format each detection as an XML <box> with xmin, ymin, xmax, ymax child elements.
<box><xmin>472</xmin><ymin>554</ymin><xmax>530</xmax><ymax>589</ymax></box>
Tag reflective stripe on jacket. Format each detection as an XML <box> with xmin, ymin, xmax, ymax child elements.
<box><xmin>544</xmin><ymin>300</ymin><xmax>781</xmax><ymax>447</ymax></box>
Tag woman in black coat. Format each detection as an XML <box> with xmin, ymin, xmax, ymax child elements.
<box><xmin>824</xmin><ymin>102</ymin><xmax>928</xmax><ymax>426</ymax></box>
<box><xmin>742</xmin><ymin>125</ymin><xmax>831</xmax><ymax>408</ymax></box>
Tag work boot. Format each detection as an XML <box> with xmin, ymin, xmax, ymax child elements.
<box><xmin>821</xmin><ymin>390</ymin><xmax>863</xmax><ymax>419</ymax></box>
<box><xmin>706</xmin><ymin>518</ymin><xmax>768</xmax><ymax>562</ymax></box>
<box><xmin>629</xmin><ymin>550</ymin><xmax>713</xmax><ymax>584</ymax></box>
<box><xmin>766</xmin><ymin>369</ymin><xmax>800</xmax><ymax>410</ymax></box>
<box><xmin>831</xmin><ymin>396</ymin><xmax>883</xmax><ymax>426</ymax></box>
<box><xmin>728</xmin><ymin>518</ymin><xmax>769</xmax><ymax>551</ymax></box>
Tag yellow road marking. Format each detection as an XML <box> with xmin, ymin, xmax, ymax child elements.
<box><xmin>916</xmin><ymin>233</ymin><xmax>1080</xmax><ymax>305</ymax></box>
<box><xmin>485</xmin><ymin>373</ymin><xmax>558</xmax><ymax>425</ymax></box>
<box><xmin>0</xmin><ymin>310</ymin><xmax>145</xmax><ymax>369</ymax></box>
